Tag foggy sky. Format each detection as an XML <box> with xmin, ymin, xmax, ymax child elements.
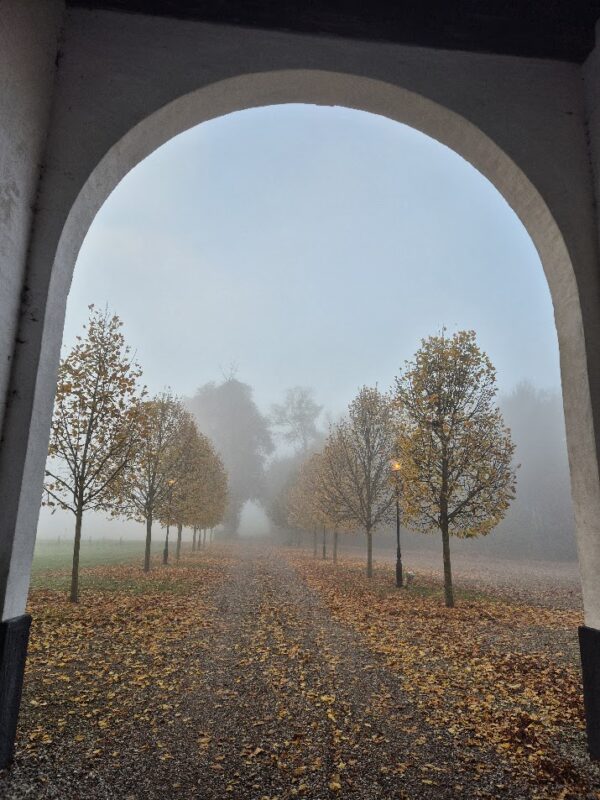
<box><xmin>64</xmin><ymin>103</ymin><xmax>560</xmax><ymax>418</ymax></box>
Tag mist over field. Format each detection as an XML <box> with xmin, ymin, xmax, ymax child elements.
<box><xmin>37</xmin><ymin>104</ymin><xmax>574</xmax><ymax>561</ymax></box>
<box><xmin>38</xmin><ymin>375</ymin><xmax>574</xmax><ymax>561</ymax></box>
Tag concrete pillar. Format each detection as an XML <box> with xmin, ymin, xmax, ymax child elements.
<box><xmin>0</xmin><ymin>0</ymin><xmax>63</xmax><ymax>767</ymax></box>
<box><xmin>579</xmin><ymin>26</ymin><xmax>600</xmax><ymax>762</ymax></box>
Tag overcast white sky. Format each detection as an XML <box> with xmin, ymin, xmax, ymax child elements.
<box><xmin>62</xmin><ymin>103</ymin><xmax>560</xmax><ymax>421</ymax></box>
<box><xmin>41</xmin><ymin>103</ymin><xmax>563</xmax><ymax>539</ymax></box>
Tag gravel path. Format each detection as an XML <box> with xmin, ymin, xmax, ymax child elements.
<box><xmin>0</xmin><ymin>547</ymin><xmax>555</xmax><ymax>798</ymax></box>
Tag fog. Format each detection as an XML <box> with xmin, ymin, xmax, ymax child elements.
<box><xmin>37</xmin><ymin>104</ymin><xmax>575</xmax><ymax>562</ymax></box>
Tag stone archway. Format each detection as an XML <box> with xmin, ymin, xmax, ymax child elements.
<box><xmin>15</xmin><ymin>66</ymin><xmax>599</xmax><ymax>621</ymax></box>
<box><xmin>3</xmin><ymin>5</ymin><xmax>600</xmax><ymax>763</ymax></box>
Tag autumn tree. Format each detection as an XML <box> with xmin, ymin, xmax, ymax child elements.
<box><xmin>157</xmin><ymin>410</ymin><xmax>201</xmax><ymax>564</ymax></box>
<box><xmin>287</xmin><ymin>461</ymin><xmax>318</xmax><ymax>556</ymax></box>
<box><xmin>394</xmin><ymin>330</ymin><xmax>517</xmax><ymax>607</ymax></box>
<box><xmin>116</xmin><ymin>392</ymin><xmax>186</xmax><ymax>572</ymax></box>
<box><xmin>187</xmin><ymin>440</ymin><xmax>227</xmax><ymax>552</ymax></box>
<box><xmin>271</xmin><ymin>387</ymin><xmax>323</xmax><ymax>454</ymax></box>
<box><xmin>263</xmin><ymin>456</ymin><xmax>301</xmax><ymax>542</ymax></box>
<box><xmin>320</xmin><ymin>386</ymin><xmax>396</xmax><ymax>576</ymax></box>
<box><xmin>159</xmin><ymin>415</ymin><xmax>227</xmax><ymax>563</ymax></box>
<box><xmin>312</xmin><ymin>445</ymin><xmax>350</xmax><ymax>565</ymax></box>
<box><xmin>196</xmin><ymin>449</ymin><xmax>228</xmax><ymax>539</ymax></box>
<box><xmin>286</xmin><ymin>452</ymin><xmax>336</xmax><ymax>558</ymax></box>
<box><xmin>44</xmin><ymin>307</ymin><xmax>144</xmax><ymax>602</ymax></box>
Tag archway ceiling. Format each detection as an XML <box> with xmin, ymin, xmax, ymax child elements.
<box><xmin>68</xmin><ymin>0</ymin><xmax>600</xmax><ymax>63</ymax></box>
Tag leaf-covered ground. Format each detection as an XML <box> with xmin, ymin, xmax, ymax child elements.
<box><xmin>1</xmin><ymin>544</ymin><xmax>599</xmax><ymax>799</ymax></box>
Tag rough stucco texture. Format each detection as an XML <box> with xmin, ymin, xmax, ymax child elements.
<box><xmin>0</xmin><ymin>1</ymin><xmax>62</xmax><ymax>440</ymax></box>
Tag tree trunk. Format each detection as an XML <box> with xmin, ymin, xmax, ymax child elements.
<box><xmin>313</xmin><ymin>529</ymin><xmax>317</xmax><ymax>558</ymax></box>
<box><xmin>70</xmin><ymin>503</ymin><xmax>84</xmax><ymax>603</ymax></box>
<box><xmin>176</xmin><ymin>523</ymin><xmax>183</xmax><ymax>562</ymax></box>
<box><xmin>441</xmin><ymin>520</ymin><xmax>454</xmax><ymax>608</ymax></box>
<box><xmin>163</xmin><ymin>525</ymin><xmax>170</xmax><ymax>565</ymax></box>
<box><xmin>440</xmin><ymin>456</ymin><xmax>454</xmax><ymax>608</ymax></box>
<box><xmin>203</xmin><ymin>529</ymin><xmax>207</xmax><ymax>547</ymax></box>
<box><xmin>144</xmin><ymin>513</ymin><xmax>152</xmax><ymax>572</ymax></box>
<box><xmin>322</xmin><ymin>528</ymin><xmax>327</xmax><ymax>559</ymax></box>
<box><xmin>192</xmin><ymin>526</ymin><xmax>197</xmax><ymax>552</ymax></box>
<box><xmin>366</xmin><ymin>527</ymin><xmax>373</xmax><ymax>578</ymax></box>
<box><xmin>333</xmin><ymin>530</ymin><xmax>338</xmax><ymax>564</ymax></box>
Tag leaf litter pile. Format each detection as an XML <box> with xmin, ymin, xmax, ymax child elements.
<box><xmin>1</xmin><ymin>544</ymin><xmax>600</xmax><ymax>799</ymax></box>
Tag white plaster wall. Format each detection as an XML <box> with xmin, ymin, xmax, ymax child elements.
<box><xmin>3</xmin><ymin>8</ymin><xmax>600</xmax><ymax>626</ymax></box>
<box><xmin>582</xmin><ymin>33</ymin><xmax>600</xmax><ymax>629</ymax></box>
<box><xmin>0</xmin><ymin>0</ymin><xmax>64</xmax><ymax>439</ymax></box>
<box><xmin>0</xmin><ymin>1</ymin><xmax>64</xmax><ymax>620</ymax></box>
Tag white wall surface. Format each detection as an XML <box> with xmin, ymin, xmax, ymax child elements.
<box><xmin>0</xmin><ymin>0</ymin><xmax>63</xmax><ymax>438</ymax></box>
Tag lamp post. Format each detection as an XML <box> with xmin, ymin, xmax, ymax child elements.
<box><xmin>390</xmin><ymin>460</ymin><xmax>403</xmax><ymax>588</ymax></box>
<box><xmin>163</xmin><ymin>478</ymin><xmax>176</xmax><ymax>565</ymax></box>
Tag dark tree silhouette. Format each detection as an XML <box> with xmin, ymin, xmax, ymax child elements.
<box><xmin>188</xmin><ymin>378</ymin><xmax>273</xmax><ymax>534</ymax></box>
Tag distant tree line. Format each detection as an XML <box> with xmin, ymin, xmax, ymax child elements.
<box><xmin>182</xmin><ymin>337</ymin><xmax>574</xmax><ymax>574</ymax></box>
<box><xmin>263</xmin><ymin>378</ymin><xmax>575</xmax><ymax>566</ymax></box>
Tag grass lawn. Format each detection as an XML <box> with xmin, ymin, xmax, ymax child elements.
<box><xmin>31</xmin><ymin>538</ymin><xmax>158</xmax><ymax>572</ymax></box>
<box><xmin>29</xmin><ymin>538</ymin><xmax>184</xmax><ymax>592</ymax></box>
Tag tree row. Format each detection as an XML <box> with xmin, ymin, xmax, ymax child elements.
<box><xmin>44</xmin><ymin>307</ymin><xmax>228</xmax><ymax>602</ymax></box>
<box><xmin>282</xmin><ymin>329</ymin><xmax>517</xmax><ymax>607</ymax></box>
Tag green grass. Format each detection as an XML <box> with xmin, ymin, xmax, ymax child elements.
<box><xmin>31</xmin><ymin>539</ymin><xmax>157</xmax><ymax>573</ymax></box>
<box><xmin>30</xmin><ymin>539</ymin><xmax>204</xmax><ymax>593</ymax></box>
<box><xmin>401</xmin><ymin>581</ymin><xmax>495</xmax><ymax>604</ymax></box>
<box><xmin>31</xmin><ymin>570</ymin><xmax>198</xmax><ymax>595</ymax></box>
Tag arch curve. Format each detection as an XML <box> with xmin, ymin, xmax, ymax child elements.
<box><xmin>53</xmin><ymin>75</ymin><xmax>596</xmax><ymax>631</ymax></box>
<box><xmin>6</xmin><ymin>15</ymin><xmax>600</xmax><ymax>770</ymax></box>
<box><xmin>58</xmin><ymin>69</ymin><xmax>578</xmax><ymax>322</ymax></box>
<box><xmin>10</xmin><ymin>65</ymin><xmax>600</xmax><ymax>629</ymax></box>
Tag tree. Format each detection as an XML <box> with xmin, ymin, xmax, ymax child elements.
<box><xmin>271</xmin><ymin>387</ymin><xmax>323</xmax><ymax>454</ymax></box>
<box><xmin>187</xmin><ymin>377</ymin><xmax>273</xmax><ymax>534</ymax></box>
<box><xmin>159</xmin><ymin>415</ymin><xmax>227</xmax><ymax>563</ymax></box>
<box><xmin>44</xmin><ymin>307</ymin><xmax>144</xmax><ymax>602</ymax></box>
<box><xmin>116</xmin><ymin>392</ymin><xmax>186</xmax><ymax>572</ymax></box>
<box><xmin>194</xmin><ymin>448</ymin><xmax>227</xmax><ymax>537</ymax></box>
<box><xmin>263</xmin><ymin>450</ymin><xmax>320</xmax><ymax>545</ymax></box>
<box><xmin>394</xmin><ymin>330</ymin><xmax>517</xmax><ymax>607</ymax></box>
<box><xmin>285</xmin><ymin>452</ymin><xmax>336</xmax><ymax>557</ymax></box>
<box><xmin>264</xmin><ymin>456</ymin><xmax>300</xmax><ymax>538</ymax></box>
<box><xmin>287</xmin><ymin>454</ymin><xmax>325</xmax><ymax>557</ymax></box>
<box><xmin>156</xmin><ymin>409</ymin><xmax>200</xmax><ymax>564</ymax></box>
<box><xmin>320</xmin><ymin>386</ymin><xmax>396</xmax><ymax>577</ymax></box>
<box><xmin>311</xmin><ymin>446</ymin><xmax>350</xmax><ymax>566</ymax></box>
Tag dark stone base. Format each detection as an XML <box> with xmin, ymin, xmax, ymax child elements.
<box><xmin>0</xmin><ymin>615</ymin><xmax>31</xmax><ymax>769</ymax></box>
<box><xmin>579</xmin><ymin>625</ymin><xmax>600</xmax><ymax>760</ymax></box>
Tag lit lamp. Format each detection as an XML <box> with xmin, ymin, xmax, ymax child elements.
<box><xmin>390</xmin><ymin>460</ymin><xmax>403</xmax><ymax>588</ymax></box>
